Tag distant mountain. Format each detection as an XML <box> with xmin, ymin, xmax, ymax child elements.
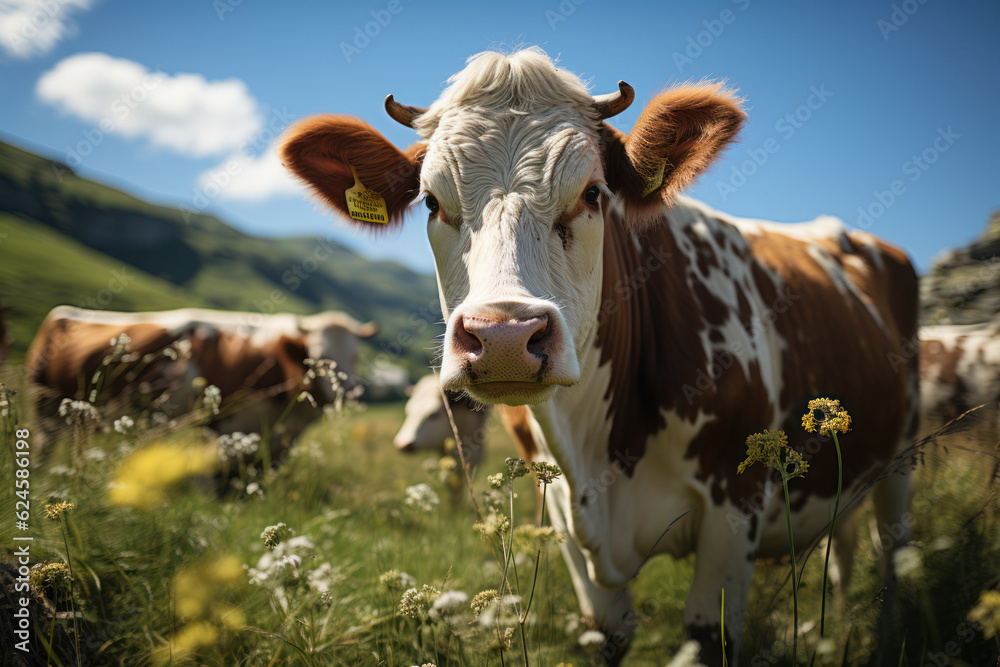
<box><xmin>921</xmin><ymin>210</ymin><xmax>1000</xmax><ymax>326</ymax></box>
<box><xmin>0</xmin><ymin>138</ymin><xmax>441</xmax><ymax>378</ymax></box>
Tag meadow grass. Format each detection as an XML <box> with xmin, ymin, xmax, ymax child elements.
<box><xmin>1</xmin><ymin>368</ymin><xmax>999</xmax><ymax>666</ymax></box>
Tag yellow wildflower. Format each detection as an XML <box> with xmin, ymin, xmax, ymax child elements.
<box><xmin>108</xmin><ymin>443</ymin><xmax>217</xmax><ymax>510</ymax></box>
<box><xmin>43</xmin><ymin>501</ymin><xmax>75</xmax><ymax>520</ymax></box>
<box><xmin>968</xmin><ymin>589</ymin><xmax>1000</xmax><ymax>639</ymax></box>
<box><xmin>738</xmin><ymin>430</ymin><xmax>809</xmax><ymax>479</ymax></box>
<box><xmin>801</xmin><ymin>397</ymin><xmax>852</xmax><ymax>436</ymax></box>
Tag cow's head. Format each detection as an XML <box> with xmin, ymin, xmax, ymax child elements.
<box><xmin>282</xmin><ymin>48</ymin><xmax>744</xmax><ymax>406</ymax></box>
<box><xmin>298</xmin><ymin>311</ymin><xmax>377</xmax><ymax>398</ymax></box>
<box><xmin>393</xmin><ymin>375</ymin><xmax>488</xmax><ymax>468</ymax></box>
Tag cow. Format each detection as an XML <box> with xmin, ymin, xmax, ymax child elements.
<box><xmin>279</xmin><ymin>48</ymin><xmax>919</xmax><ymax>664</ymax></box>
<box><xmin>394</xmin><ymin>373</ymin><xmax>542</xmax><ymax>520</ymax></box>
<box><xmin>393</xmin><ymin>374</ymin><xmax>491</xmax><ymax>466</ymax></box>
<box><xmin>920</xmin><ymin>321</ymin><xmax>1000</xmax><ymax>438</ymax></box>
<box><xmin>27</xmin><ymin>306</ymin><xmax>376</xmax><ymax>464</ymax></box>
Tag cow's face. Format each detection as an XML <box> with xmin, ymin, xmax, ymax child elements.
<box><xmin>419</xmin><ymin>107</ymin><xmax>607</xmax><ymax>405</ymax></box>
<box><xmin>281</xmin><ymin>48</ymin><xmax>744</xmax><ymax>407</ymax></box>
<box><xmin>299</xmin><ymin>312</ymin><xmax>377</xmax><ymax>398</ymax></box>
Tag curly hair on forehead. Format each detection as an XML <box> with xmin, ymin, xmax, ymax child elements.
<box><xmin>412</xmin><ymin>47</ymin><xmax>599</xmax><ymax>139</ymax></box>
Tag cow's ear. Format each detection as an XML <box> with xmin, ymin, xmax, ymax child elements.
<box><xmin>280</xmin><ymin>115</ymin><xmax>425</xmax><ymax>230</ymax></box>
<box><xmin>603</xmin><ymin>83</ymin><xmax>745</xmax><ymax>228</ymax></box>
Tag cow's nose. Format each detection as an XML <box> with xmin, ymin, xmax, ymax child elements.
<box><xmin>452</xmin><ymin>314</ymin><xmax>550</xmax><ymax>361</ymax></box>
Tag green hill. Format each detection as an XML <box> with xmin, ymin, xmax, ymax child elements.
<box><xmin>0</xmin><ymin>138</ymin><xmax>440</xmax><ymax>377</ymax></box>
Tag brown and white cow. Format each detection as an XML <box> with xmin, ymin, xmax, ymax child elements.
<box><xmin>280</xmin><ymin>49</ymin><xmax>918</xmax><ymax>663</ymax></box>
<box><xmin>920</xmin><ymin>321</ymin><xmax>1000</xmax><ymax>435</ymax></box>
<box><xmin>27</xmin><ymin>305</ymin><xmax>376</xmax><ymax>462</ymax></box>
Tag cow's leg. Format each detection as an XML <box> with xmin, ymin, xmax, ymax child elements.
<box><xmin>683</xmin><ymin>505</ymin><xmax>759</xmax><ymax>666</ymax></box>
<box><xmin>871</xmin><ymin>466</ymin><xmax>913</xmax><ymax>664</ymax></box>
<box><xmin>555</xmin><ymin>536</ymin><xmax>635</xmax><ymax>665</ymax></box>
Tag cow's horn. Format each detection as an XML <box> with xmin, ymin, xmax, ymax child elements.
<box><xmin>385</xmin><ymin>94</ymin><xmax>427</xmax><ymax>128</ymax></box>
<box><xmin>593</xmin><ymin>81</ymin><xmax>635</xmax><ymax>120</ymax></box>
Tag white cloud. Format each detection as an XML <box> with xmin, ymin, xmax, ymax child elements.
<box><xmin>36</xmin><ymin>52</ymin><xmax>263</xmax><ymax>157</ymax></box>
<box><xmin>196</xmin><ymin>144</ymin><xmax>303</xmax><ymax>202</ymax></box>
<box><xmin>0</xmin><ymin>0</ymin><xmax>93</xmax><ymax>59</ymax></box>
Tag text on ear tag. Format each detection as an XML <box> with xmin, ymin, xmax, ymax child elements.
<box><xmin>345</xmin><ymin>166</ymin><xmax>389</xmax><ymax>223</ymax></box>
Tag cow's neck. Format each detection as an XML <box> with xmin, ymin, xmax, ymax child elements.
<box><xmin>591</xmin><ymin>200</ymin><xmax>710</xmax><ymax>475</ymax></box>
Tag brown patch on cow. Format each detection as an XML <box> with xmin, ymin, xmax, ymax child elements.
<box><xmin>27</xmin><ymin>317</ymin><xmax>311</xmax><ymax>416</ymax></box>
<box><xmin>596</xmin><ymin>211</ymin><xmax>710</xmax><ymax>475</ymax></box>
<box><xmin>27</xmin><ymin>320</ymin><xmax>179</xmax><ymax>398</ymax></box>
<box><xmin>498</xmin><ymin>405</ymin><xmax>538</xmax><ymax>462</ymax></box>
<box><xmin>921</xmin><ymin>336</ymin><xmax>968</xmax><ymax>416</ymax></box>
<box><xmin>684</xmin><ymin>226</ymin><xmax>720</xmax><ymax>277</ymax></box>
<box><xmin>188</xmin><ymin>330</ymin><xmax>308</xmax><ymax>402</ymax></box>
<box><xmin>279</xmin><ymin>115</ymin><xmax>425</xmax><ymax>231</ymax></box>
<box><xmin>730</xmin><ymin>228</ymin><xmax>920</xmax><ymax>503</ymax></box>
<box><xmin>595</xmin><ymin>212</ymin><xmax>918</xmax><ymax>503</ymax></box>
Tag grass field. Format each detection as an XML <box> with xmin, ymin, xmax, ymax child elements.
<box><xmin>1</xmin><ymin>362</ymin><xmax>999</xmax><ymax>666</ymax></box>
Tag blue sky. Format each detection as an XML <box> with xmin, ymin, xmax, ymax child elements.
<box><xmin>1</xmin><ymin>0</ymin><xmax>997</xmax><ymax>275</ymax></box>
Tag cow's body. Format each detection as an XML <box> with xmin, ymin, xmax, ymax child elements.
<box><xmin>280</xmin><ymin>49</ymin><xmax>918</xmax><ymax>663</ymax></box>
<box><xmin>27</xmin><ymin>306</ymin><xmax>375</xmax><ymax>461</ymax></box>
<box><xmin>920</xmin><ymin>321</ymin><xmax>1000</xmax><ymax>433</ymax></box>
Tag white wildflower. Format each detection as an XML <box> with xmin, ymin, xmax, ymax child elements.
<box><xmin>430</xmin><ymin>590</ymin><xmax>468</xmax><ymax>620</ymax></box>
<box><xmin>894</xmin><ymin>545</ymin><xmax>923</xmax><ymax>579</ymax></box>
<box><xmin>666</xmin><ymin>640</ymin><xmax>707</xmax><ymax>667</ymax></box>
<box><xmin>379</xmin><ymin>569</ymin><xmax>416</xmax><ymax>591</ymax></box>
<box><xmin>578</xmin><ymin>629</ymin><xmax>606</xmax><ymax>647</ymax></box>
<box><xmin>306</xmin><ymin>562</ymin><xmax>339</xmax><ymax>593</ymax></box>
<box><xmin>58</xmin><ymin>398</ymin><xmax>100</xmax><ymax>426</ymax></box>
<box><xmin>477</xmin><ymin>594</ymin><xmax>521</xmax><ymax>627</ymax></box>
<box><xmin>217</xmin><ymin>432</ymin><xmax>261</xmax><ymax>464</ymax></box>
<box><xmin>202</xmin><ymin>385</ymin><xmax>222</xmax><ymax>415</ymax></box>
<box><xmin>113</xmin><ymin>415</ymin><xmax>135</xmax><ymax>434</ymax></box>
<box><xmin>404</xmin><ymin>483</ymin><xmax>439</xmax><ymax>512</ymax></box>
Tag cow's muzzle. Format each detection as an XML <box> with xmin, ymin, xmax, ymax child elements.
<box><xmin>441</xmin><ymin>301</ymin><xmax>579</xmax><ymax>405</ymax></box>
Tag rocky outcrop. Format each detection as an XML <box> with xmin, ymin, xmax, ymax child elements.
<box><xmin>921</xmin><ymin>210</ymin><xmax>1000</xmax><ymax>325</ymax></box>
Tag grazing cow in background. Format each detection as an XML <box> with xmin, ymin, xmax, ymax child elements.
<box><xmin>27</xmin><ymin>306</ymin><xmax>376</xmax><ymax>462</ymax></box>
<box><xmin>280</xmin><ymin>48</ymin><xmax>919</xmax><ymax>664</ymax></box>
<box><xmin>920</xmin><ymin>321</ymin><xmax>1000</xmax><ymax>437</ymax></box>
<box><xmin>394</xmin><ymin>373</ymin><xmax>542</xmax><ymax>520</ymax></box>
<box><xmin>393</xmin><ymin>374</ymin><xmax>491</xmax><ymax>467</ymax></box>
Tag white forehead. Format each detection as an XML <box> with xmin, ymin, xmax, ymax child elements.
<box><xmin>406</xmin><ymin>375</ymin><xmax>446</xmax><ymax>415</ymax></box>
<box><xmin>413</xmin><ymin>48</ymin><xmax>598</xmax><ymax>138</ymax></box>
<box><xmin>415</xmin><ymin>49</ymin><xmax>604</xmax><ymax>215</ymax></box>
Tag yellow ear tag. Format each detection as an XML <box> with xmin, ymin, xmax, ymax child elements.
<box><xmin>641</xmin><ymin>162</ymin><xmax>666</xmax><ymax>198</ymax></box>
<box><xmin>345</xmin><ymin>166</ymin><xmax>389</xmax><ymax>224</ymax></box>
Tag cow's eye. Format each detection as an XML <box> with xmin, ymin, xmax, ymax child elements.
<box><xmin>584</xmin><ymin>185</ymin><xmax>600</xmax><ymax>205</ymax></box>
<box><xmin>425</xmin><ymin>195</ymin><xmax>440</xmax><ymax>215</ymax></box>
